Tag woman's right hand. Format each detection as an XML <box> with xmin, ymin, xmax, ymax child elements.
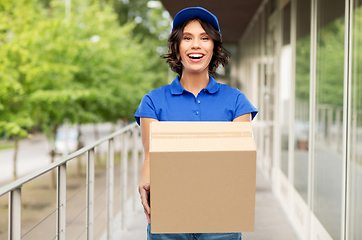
<box><xmin>139</xmin><ymin>182</ymin><xmax>151</xmax><ymax>223</ymax></box>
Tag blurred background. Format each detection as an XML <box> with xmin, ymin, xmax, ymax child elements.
<box><xmin>1</xmin><ymin>0</ymin><xmax>362</xmax><ymax>239</ymax></box>
<box><xmin>0</xmin><ymin>0</ymin><xmax>172</xmax><ymax>238</ymax></box>
<box><xmin>0</xmin><ymin>0</ymin><xmax>172</xmax><ymax>182</ymax></box>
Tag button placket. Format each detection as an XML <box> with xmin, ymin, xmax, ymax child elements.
<box><xmin>195</xmin><ymin>96</ymin><xmax>201</xmax><ymax>117</ymax></box>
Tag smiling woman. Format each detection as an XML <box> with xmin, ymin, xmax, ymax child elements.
<box><xmin>134</xmin><ymin>6</ymin><xmax>258</xmax><ymax>240</ymax></box>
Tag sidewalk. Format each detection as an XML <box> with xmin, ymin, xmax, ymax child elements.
<box><xmin>243</xmin><ymin>167</ymin><xmax>299</xmax><ymax>240</ymax></box>
<box><xmin>113</xmin><ymin>166</ymin><xmax>299</xmax><ymax>240</ymax></box>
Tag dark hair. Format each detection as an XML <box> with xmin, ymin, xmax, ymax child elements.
<box><xmin>162</xmin><ymin>18</ymin><xmax>230</xmax><ymax>77</ymax></box>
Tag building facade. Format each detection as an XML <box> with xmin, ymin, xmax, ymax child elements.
<box><xmin>235</xmin><ymin>0</ymin><xmax>362</xmax><ymax>239</ymax></box>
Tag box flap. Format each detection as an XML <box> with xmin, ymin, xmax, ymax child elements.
<box><xmin>150</xmin><ymin>122</ymin><xmax>255</xmax><ymax>152</ymax></box>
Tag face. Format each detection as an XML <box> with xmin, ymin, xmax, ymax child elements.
<box><xmin>179</xmin><ymin>20</ymin><xmax>214</xmax><ymax>75</ymax></box>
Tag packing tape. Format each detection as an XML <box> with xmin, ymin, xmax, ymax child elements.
<box><xmin>151</xmin><ymin>131</ymin><xmax>253</xmax><ymax>139</ymax></box>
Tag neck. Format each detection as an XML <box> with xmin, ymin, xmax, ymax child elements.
<box><xmin>180</xmin><ymin>71</ymin><xmax>210</xmax><ymax>97</ymax></box>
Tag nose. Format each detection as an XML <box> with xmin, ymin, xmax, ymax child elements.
<box><xmin>191</xmin><ymin>39</ymin><xmax>201</xmax><ymax>49</ymax></box>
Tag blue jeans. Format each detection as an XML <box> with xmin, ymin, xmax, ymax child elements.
<box><xmin>147</xmin><ymin>224</ymin><xmax>242</xmax><ymax>240</ymax></box>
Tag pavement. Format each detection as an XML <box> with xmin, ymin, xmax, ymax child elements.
<box><xmin>0</xmin><ymin>123</ymin><xmax>117</xmax><ymax>186</ymax></box>
<box><xmin>0</xmin><ymin>134</ymin><xmax>53</xmax><ymax>185</ymax></box>
<box><xmin>243</xmin><ymin>167</ymin><xmax>299</xmax><ymax>240</ymax></box>
<box><xmin>112</xmin><ymin>167</ymin><xmax>300</xmax><ymax>240</ymax></box>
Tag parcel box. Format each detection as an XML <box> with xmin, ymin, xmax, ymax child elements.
<box><xmin>149</xmin><ymin>121</ymin><xmax>256</xmax><ymax>234</ymax></box>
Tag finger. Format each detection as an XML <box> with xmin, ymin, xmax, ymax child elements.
<box><xmin>143</xmin><ymin>200</ymin><xmax>150</xmax><ymax>214</ymax></box>
<box><xmin>141</xmin><ymin>192</ymin><xmax>150</xmax><ymax>209</ymax></box>
<box><xmin>143</xmin><ymin>207</ymin><xmax>151</xmax><ymax>223</ymax></box>
<box><xmin>141</xmin><ymin>194</ymin><xmax>150</xmax><ymax>214</ymax></box>
<box><xmin>140</xmin><ymin>183</ymin><xmax>151</xmax><ymax>222</ymax></box>
<box><xmin>147</xmin><ymin>213</ymin><xmax>151</xmax><ymax>223</ymax></box>
<box><xmin>143</xmin><ymin>182</ymin><xmax>150</xmax><ymax>191</ymax></box>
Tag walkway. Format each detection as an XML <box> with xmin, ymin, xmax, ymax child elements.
<box><xmin>112</xmin><ymin>167</ymin><xmax>299</xmax><ymax>240</ymax></box>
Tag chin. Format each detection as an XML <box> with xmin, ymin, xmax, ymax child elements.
<box><xmin>183</xmin><ymin>66</ymin><xmax>209</xmax><ymax>75</ymax></box>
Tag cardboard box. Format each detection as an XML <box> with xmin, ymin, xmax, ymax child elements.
<box><xmin>149</xmin><ymin>121</ymin><xmax>256</xmax><ymax>234</ymax></box>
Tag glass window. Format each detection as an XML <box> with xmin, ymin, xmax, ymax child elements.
<box><xmin>280</xmin><ymin>3</ymin><xmax>291</xmax><ymax>177</ymax></box>
<box><xmin>264</xmin><ymin>2</ymin><xmax>270</xmax><ymax>56</ymax></box>
<box><xmin>348</xmin><ymin>1</ymin><xmax>362</xmax><ymax>239</ymax></box>
<box><xmin>283</xmin><ymin>3</ymin><xmax>291</xmax><ymax>46</ymax></box>
<box><xmin>270</xmin><ymin>0</ymin><xmax>277</xmax><ymax>14</ymax></box>
<box><xmin>314</xmin><ymin>0</ymin><xmax>345</xmax><ymax>238</ymax></box>
<box><xmin>294</xmin><ymin>0</ymin><xmax>311</xmax><ymax>203</ymax></box>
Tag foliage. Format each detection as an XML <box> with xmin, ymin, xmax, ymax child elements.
<box><xmin>295</xmin><ymin>35</ymin><xmax>310</xmax><ymax>102</ymax></box>
<box><xmin>0</xmin><ymin>0</ymin><xmax>40</xmax><ymax>137</ymax></box>
<box><xmin>295</xmin><ymin>16</ymin><xmax>346</xmax><ymax>108</ymax></box>
<box><xmin>110</xmin><ymin>0</ymin><xmax>171</xmax><ymax>88</ymax></box>
<box><xmin>316</xmin><ymin>17</ymin><xmax>345</xmax><ymax>107</ymax></box>
<box><xmin>0</xmin><ymin>142</ymin><xmax>14</xmax><ymax>150</ymax></box>
<box><xmin>352</xmin><ymin>5</ymin><xmax>362</xmax><ymax>127</ymax></box>
<box><xmin>0</xmin><ymin>0</ymin><xmax>171</xmax><ymax>139</ymax></box>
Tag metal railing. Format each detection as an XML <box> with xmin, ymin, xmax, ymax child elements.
<box><xmin>0</xmin><ymin>122</ymin><xmax>143</xmax><ymax>240</ymax></box>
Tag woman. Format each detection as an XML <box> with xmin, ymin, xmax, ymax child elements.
<box><xmin>134</xmin><ymin>6</ymin><xmax>258</xmax><ymax>240</ymax></box>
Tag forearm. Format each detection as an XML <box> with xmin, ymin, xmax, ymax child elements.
<box><xmin>139</xmin><ymin>117</ymin><xmax>156</xmax><ymax>192</ymax></box>
<box><xmin>139</xmin><ymin>155</ymin><xmax>150</xmax><ymax>192</ymax></box>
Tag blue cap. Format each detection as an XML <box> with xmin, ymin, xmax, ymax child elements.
<box><xmin>172</xmin><ymin>7</ymin><xmax>220</xmax><ymax>33</ymax></box>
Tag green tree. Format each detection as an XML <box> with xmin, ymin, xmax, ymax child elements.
<box><xmin>316</xmin><ymin>17</ymin><xmax>345</xmax><ymax>107</ymax></box>
<box><xmin>109</xmin><ymin>0</ymin><xmax>172</xmax><ymax>88</ymax></box>
<box><xmin>295</xmin><ymin>36</ymin><xmax>310</xmax><ymax>102</ymax></box>
<box><xmin>295</xmin><ymin>16</ymin><xmax>346</xmax><ymax>108</ymax></box>
<box><xmin>0</xmin><ymin>0</ymin><xmax>170</xmax><ymax>182</ymax></box>
<box><xmin>0</xmin><ymin>0</ymin><xmax>41</xmax><ymax>180</ymax></box>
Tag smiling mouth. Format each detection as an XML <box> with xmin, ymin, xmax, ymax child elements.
<box><xmin>188</xmin><ymin>54</ymin><xmax>204</xmax><ymax>60</ymax></box>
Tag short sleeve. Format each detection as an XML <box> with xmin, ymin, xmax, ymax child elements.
<box><xmin>234</xmin><ymin>92</ymin><xmax>258</xmax><ymax>120</ymax></box>
<box><xmin>134</xmin><ymin>94</ymin><xmax>158</xmax><ymax>125</ymax></box>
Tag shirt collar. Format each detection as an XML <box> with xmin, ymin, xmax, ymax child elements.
<box><xmin>206</xmin><ymin>76</ymin><xmax>219</xmax><ymax>94</ymax></box>
<box><xmin>170</xmin><ymin>75</ymin><xmax>219</xmax><ymax>95</ymax></box>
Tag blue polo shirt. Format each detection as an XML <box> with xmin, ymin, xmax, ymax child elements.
<box><xmin>134</xmin><ymin>76</ymin><xmax>257</xmax><ymax>125</ymax></box>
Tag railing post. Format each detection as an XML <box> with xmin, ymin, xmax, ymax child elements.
<box><xmin>107</xmin><ymin>139</ymin><xmax>114</xmax><ymax>240</ymax></box>
<box><xmin>86</xmin><ymin>149</ymin><xmax>95</xmax><ymax>240</ymax></box>
<box><xmin>56</xmin><ymin>163</ymin><xmax>67</xmax><ymax>240</ymax></box>
<box><xmin>121</xmin><ymin>132</ymin><xmax>129</xmax><ymax>230</ymax></box>
<box><xmin>132</xmin><ymin>127</ymin><xmax>139</xmax><ymax>213</ymax></box>
<box><xmin>8</xmin><ymin>188</ymin><xmax>21</xmax><ymax>240</ymax></box>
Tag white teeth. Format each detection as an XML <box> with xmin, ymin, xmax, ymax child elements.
<box><xmin>189</xmin><ymin>54</ymin><xmax>203</xmax><ymax>58</ymax></box>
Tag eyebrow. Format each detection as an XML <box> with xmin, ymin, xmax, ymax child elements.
<box><xmin>182</xmin><ymin>32</ymin><xmax>208</xmax><ymax>36</ymax></box>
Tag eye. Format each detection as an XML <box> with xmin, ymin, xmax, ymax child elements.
<box><xmin>201</xmin><ymin>36</ymin><xmax>210</xmax><ymax>41</ymax></box>
<box><xmin>183</xmin><ymin>36</ymin><xmax>191</xmax><ymax>40</ymax></box>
